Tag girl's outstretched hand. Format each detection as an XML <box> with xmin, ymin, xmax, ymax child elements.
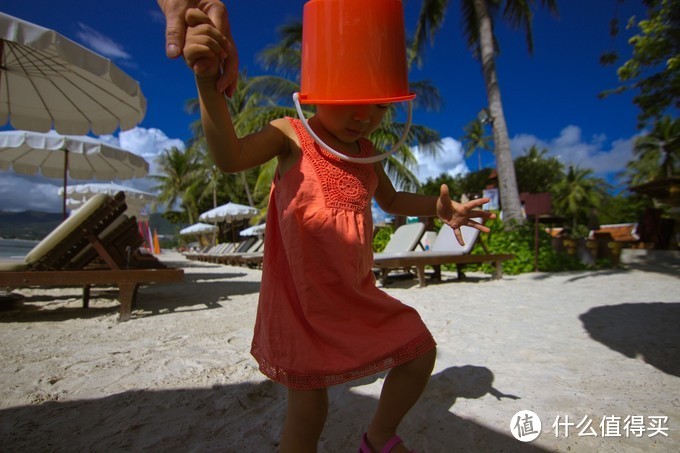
<box><xmin>184</xmin><ymin>8</ymin><xmax>229</xmax><ymax>79</ymax></box>
<box><xmin>436</xmin><ymin>184</ymin><xmax>497</xmax><ymax>245</ymax></box>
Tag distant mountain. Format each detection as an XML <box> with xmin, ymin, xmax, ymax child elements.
<box><xmin>0</xmin><ymin>210</ymin><xmax>183</xmax><ymax>240</ymax></box>
<box><xmin>0</xmin><ymin>211</ymin><xmax>62</xmax><ymax>240</ymax></box>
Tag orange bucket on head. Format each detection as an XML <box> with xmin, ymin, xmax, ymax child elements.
<box><xmin>298</xmin><ymin>0</ymin><xmax>415</xmax><ymax>105</ymax></box>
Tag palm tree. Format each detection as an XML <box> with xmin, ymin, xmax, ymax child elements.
<box><xmin>552</xmin><ymin>165</ymin><xmax>609</xmax><ymax>234</ymax></box>
<box><xmin>258</xmin><ymin>20</ymin><xmax>444</xmax><ymax>192</ymax></box>
<box><xmin>185</xmin><ymin>70</ymin><xmax>297</xmax><ymax>208</ymax></box>
<box><xmin>513</xmin><ymin>145</ymin><xmax>565</xmax><ymax>194</ymax></box>
<box><xmin>412</xmin><ymin>0</ymin><xmax>559</xmax><ymax>223</ymax></box>
<box><xmin>632</xmin><ymin>116</ymin><xmax>680</xmax><ymax>180</ymax></box>
<box><xmin>461</xmin><ymin>116</ymin><xmax>493</xmax><ymax>171</ymax></box>
<box><xmin>151</xmin><ymin>145</ymin><xmax>202</xmax><ymax>224</ymax></box>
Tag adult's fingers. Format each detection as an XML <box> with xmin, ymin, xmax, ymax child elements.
<box><xmin>158</xmin><ymin>0</ymin><xmax>188</xmax><ymax>58</ymax></box>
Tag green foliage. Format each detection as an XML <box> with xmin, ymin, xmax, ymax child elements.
<box><xmin>461</xmin><ymin>117</ymin><xmax>493</xmax><ymax>171</ymax></box>
<box><xmin>514</xmin><ymin>145</ymin><xmax>565</xmax><ymax>194</ymax></box>
<box><xmin>419</xmin><ymin>173</ymin><xmax>461</xmax><ymax>197</ymax></box>
<box><xmin>631</xmin><ymin>116</ymin><xmax>680</xmax><ymax>181</ymax></box>
<box><xmin>597</xmin><ymin>192</ymin><xmax>652</xmax><ymax>225</ymax></box>
<box><xmin>552</xmin><ymin>165</ymin><xmax>610</xmax><ymax>233</ymax></box>
<box><xmin>467</xmin><ymin>218</ymin><xmax>587</xmax><ymax>275</ymax></box>
<box><xmin>419</xmin><ymin>168</ymin><xmax>495</xmax><ymax>199</ymax></box>
<box><xmin>602</xmin><ymin>0</ymin><xmax>680</xmax><ymax>126</ymax></box>
<box><xmin>372</xmin><ymin>226</ymin><xmax>394</xmax><ymax>252</ymax></box>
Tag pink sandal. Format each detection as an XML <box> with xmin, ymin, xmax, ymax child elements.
<box><xmin>359</xmin><ymin>432</ymin><xmax>417</xmax><ymax>453</ymax></box>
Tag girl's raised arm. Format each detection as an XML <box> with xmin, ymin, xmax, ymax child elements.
<box><xmin>186</xmin><ymin>8</ymin><xmax>288</xmax><ymax>172</ymax></box>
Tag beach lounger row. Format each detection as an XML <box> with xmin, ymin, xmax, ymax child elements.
<box><xmin>0</xmin><ymin>192</ymin><xmax>184</xmax><ymax>321</ymax></box>
<box><xmin>184</xmin><ymin>219</ymin><xmax>513</xmax><ymax>285</ymax></box>
<box><xmin>184</xmin><ymin>236</ymin><xmax>264</xmax><ymax>268</ymax></box>
<box><xmin>373</xmin><ymin>220</ymin><xmax>514</xmax><ymax>287</ymax></box>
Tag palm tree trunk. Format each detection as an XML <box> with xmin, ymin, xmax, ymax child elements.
<box><xmin>241</xmin><ymin>172</ymin><xmax>255</xmax><ymax>207</ymax></box>
<box><xmin>474</xmin><ymin>0</ymin><xmax>524</xmax><ymax>224</ymax></box>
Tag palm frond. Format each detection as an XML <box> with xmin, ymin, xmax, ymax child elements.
<box><xmin>246</xmin><ymin>75</ymin><xmax>300</xmax><ymax>106</ymax></box>
<box><xmin>411</xmin><ymin>0</ymin><xmax>451</xmax><ymax>68</ymax></box>
<box><xmin>256</xmin><ymin>21</ymin><xmax>303</xmax><ymax>77</ymax></box>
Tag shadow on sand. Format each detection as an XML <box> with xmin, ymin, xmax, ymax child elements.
<box><xmin>580</xmin><ymin>302</ymin><xmax>680</xmax><ymax>377</ymax></box>
<box><xmin>0</xmin><ymin>270</ymin><xmax>261</xmax><ymax>323</ymax></box>
<box><xmin>0</xmin><ymin>365</ymin><xmax>550</xmax><ymax>452</ymax></box>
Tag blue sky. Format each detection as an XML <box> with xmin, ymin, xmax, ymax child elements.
<box><xmin>0</xmin><ymin>0</ymin><xmax>648</xmax><ymax>213</ymax></box>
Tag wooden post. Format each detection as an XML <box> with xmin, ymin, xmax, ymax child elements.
<box><xmin>534</xmin><ymin>215</ymin><xmax>539</xmax><ymax>272</ymax></box>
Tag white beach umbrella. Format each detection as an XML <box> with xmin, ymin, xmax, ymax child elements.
<box><xmin>0</xmin><ymin>130</ymin><xmax>149</xmax><ymax>218</ymax></box>
<box><xmin>0</xmin><ymin>12</ymin><xmax>146</xmax><ymax>135</ymax></box>
<box><xmin>59</xmin><ymin>182</ymin><xmax>156</xmax><ymax>218</ymax></box>
<box><xmin>199</xmin><ymin>202</ymin><xmax>258</xmax><ymax>223</ymax></box>
<box><xmin>239</xmin><ymin>223</ymin><xmax>266</xmax><ymax>237</ymax></box>
<box><xmin>179</xmin><ymin>222</ymin><xmax>220</xmax><ymax>236</ymax></box>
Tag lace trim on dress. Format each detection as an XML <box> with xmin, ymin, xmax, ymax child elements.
<box><xmin>251</xmin><ymin>332</ymin><xmax>436</xmax><ymax>390</ymax></box>
<box><xmin>289</xmin><ymin>117</ymin><xmax>373</xmax><ymax>213</ymax></box>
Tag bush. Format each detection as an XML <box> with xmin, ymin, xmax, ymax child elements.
<box><xmin>466</xmin><ymin>218</ymin><xmax>587</xmax><ymax>275</ymax></box>
<box><xmin>373</xmin><ymin>225</ymin><xmax>394</xmax><ymax>252</ymax></box>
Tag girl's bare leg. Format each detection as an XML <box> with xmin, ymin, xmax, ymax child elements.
<box><xmin>279</xmin><ymin>387</ymin><xmax>329</xmax><ymax>453</ymax></box>
<box><xmin>365</xmin><ymin>348</ymin><xmax>437</xmax><ymax>452</ymax></box>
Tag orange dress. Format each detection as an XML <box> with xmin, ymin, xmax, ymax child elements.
<box><xmin>250</xmin><ymin>117</ymin><xmax>436</xmax><ymax>390</ymax></box>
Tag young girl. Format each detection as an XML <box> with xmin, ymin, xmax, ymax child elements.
<box><xmin>183</xmin><ymin>8</ymin><xmax>494</xmax><ymax>452</ymax></box>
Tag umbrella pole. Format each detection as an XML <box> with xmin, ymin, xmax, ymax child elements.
<box><xmin>62</xmin><ymin>149</ymin><xmax>69</xmax><ymax>220</ymax></box>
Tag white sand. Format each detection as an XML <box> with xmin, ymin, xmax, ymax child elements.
<box><xmin>0</xmin><ymin>253</ymin><xmax>678</xmax><ymax>452</ymax></box>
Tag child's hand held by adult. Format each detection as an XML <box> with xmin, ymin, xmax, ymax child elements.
<box><xmin>184</xmin><ymin>8</ymin><xmax>228</xmax><ymax>81</ymax></box>
<box><xmin>158</xmin><ymin>0</ymin><xmax>238</xmax><ymax>96</ymax></box>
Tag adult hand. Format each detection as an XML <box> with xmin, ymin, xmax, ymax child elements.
<box><xmin>157</xmin><ymin>0</ymin><xmax>239</xmax><ymax>96</ymax></box>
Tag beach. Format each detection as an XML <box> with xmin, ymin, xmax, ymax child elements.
<box><xmin>0</xmin><ymin>253</ymin><xmax>678</xmax><ymax>452</ymax></box>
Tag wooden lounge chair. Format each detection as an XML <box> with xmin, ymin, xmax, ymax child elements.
<box><xmin>196</xmin><ymin>243</ymin><xmax>234</xmax><ymax>262</ymax></box>
<box><xmin>0</xmin><ymin>192</ymin><xmax>183</xmax><ymax>321</ymax></box>
<box><xmin>373</xmin><ymin>221</ymin><xmax>514</xmax><ymax>287</ymax></box>
<box><xmin>232</xmin><ymin>239</ymin><xmax>268</xmax><ymax>268</ymax></box>
<box><xmin>215</xmin><ymin>237</ymin><xmax>262</xmax><ymax>265</ymax></box>
<box><xmin>375</xmin><ymin>222</ymin><xmax>426</xmax><ymax>256</ymax></box>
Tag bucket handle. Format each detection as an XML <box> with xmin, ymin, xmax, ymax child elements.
<box><xmin>292</xmin><ymin>93</ymin><xmax>413</xmax><ymax>164</ymax></box>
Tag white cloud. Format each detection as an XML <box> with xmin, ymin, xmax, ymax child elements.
<box><xmin>412</xmin><ymin>137</ymin><xmax>470</xmax><ymax>182</ymax></box>
<box><xmin>510</xmin><ymin>125</ymin><xmax>640</xmax><ymax>178</ymax></box>
<box><xmin>372</xmin><ymin>199</ymin><xmax>392</xmax><ymax>225</ymax></box>
<box><xmin>76</xmin><ymin>23</ymin><xmax>132</xmax><ymax>61</ymax></box>
<box><xmin>0</xmin><ymin>175</ymin><xmax>62</xmax><ymax>213</ymax></box>
<box><xmin>98</xmin><ymin>127</ymin><xmax>186</xmax><ymax>177</ymax></box>
<box><xmin>148</xmin><ymin>9</ymin><xmax>165</xmax><ymax>24</ymax></box>
<box><xmin>1</xmin><ymin>127</ymin><xmax>185</xmax><ymax>213</ymax></box>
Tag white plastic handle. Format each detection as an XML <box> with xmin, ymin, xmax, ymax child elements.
<box><xmin>292</xmin><ymin>92</ymin><xmax>412</xmax><ymax>164</ymax></box>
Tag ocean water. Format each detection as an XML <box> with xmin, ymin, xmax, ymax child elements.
<box><xmin>0</xmin><ymin>238</ymin><xmax>38</xmax><ymax>258</ymax></box>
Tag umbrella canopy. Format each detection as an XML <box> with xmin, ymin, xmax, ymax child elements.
<box><xmin>199</xmin><ymin>202</ymin><xmax>258</xmax><ymax>223</ymax></box>
<box><xmin>179</xmin><ymin>222</ymin><xmax>219</xmax><ymax>236</ymax></box>
<box><xmin>239</xmin><ymin>223</ymin><xmax>266</xmax><ymax>237</ymax></box>
<box><xmin>0</xmin><ymin>130</ymin><xmax>149</xmax><ymax>217</ymax></box>
<box><xmin>0</xmin><ymin>11</ymin><xmax>146</xmax><ymax>135</ymax></box>
<box><xmin>59</xmin><ymin>182</ymin><xmax>156</xmax><ymax>218</ymax></box>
